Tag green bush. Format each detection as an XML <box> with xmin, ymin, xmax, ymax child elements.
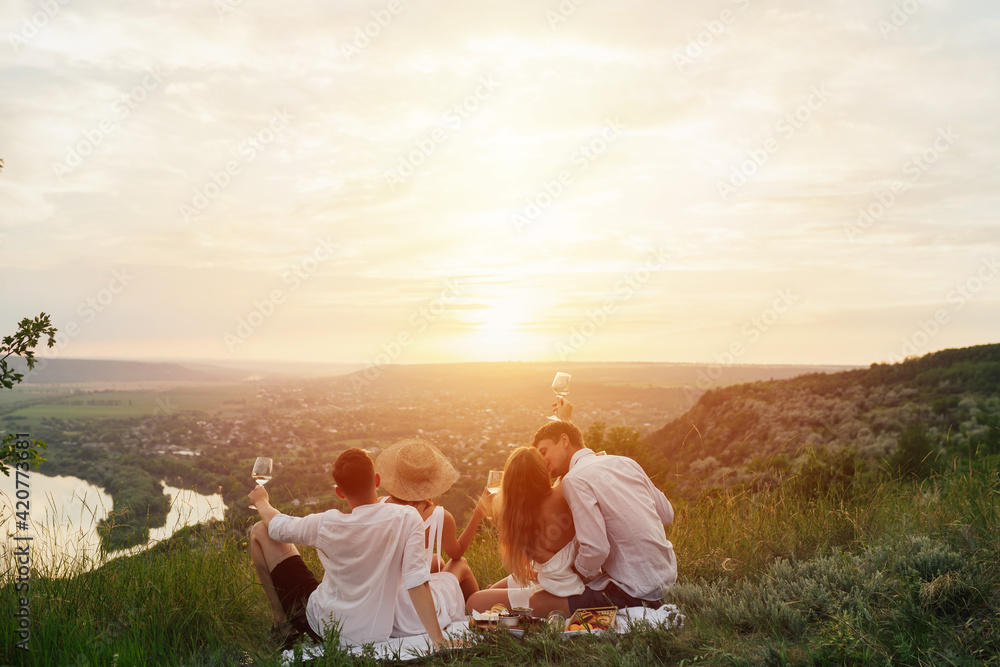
<box><xmin>888</xmin><ymin>423</ymin><xmax>938</xmax><ymax>478</ymax></box>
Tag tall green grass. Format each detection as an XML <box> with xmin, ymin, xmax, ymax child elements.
<box><xmin>662</xmin><ymin>460</ymin><xmax>1000</xmax><ymax>665</ymax></box>
<box><xmin>2</xmin><ymin>519</ymin><xmax>268</xmax><ymax>665</ymax></box>
<box><xmin>3</xmin><ymin>461</ymin><xmax>998</xmax><ymax>666</ymax></box>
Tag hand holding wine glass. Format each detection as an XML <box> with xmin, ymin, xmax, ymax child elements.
<box><xmin>547</xmin><ymin>372</ymin><xmax>572</xmax><ymax>421</ymax></box>
<box><xmin>486</xmin><ymin>470</ymin><xmax>503</xmax><ymax>495</ymax></box>
<box><xmin>249</xmin><ymin>456</ymin><xmax>273</xmax><ymax>510</ymax></box>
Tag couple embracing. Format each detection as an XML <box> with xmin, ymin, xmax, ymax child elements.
<box><xmin>247</xmin><ymin>401</ymin><xmax>675</xmax><ymax>649</ymax></box>
<box><xmin>468</xmin><ymin>402</ymin><xmax>677</xmax><ymax>616</ymax></box>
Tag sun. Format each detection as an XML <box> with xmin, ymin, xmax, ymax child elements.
<box><xmin>480</xmin><ymin>302</ymin><xmax>523</xmax><ymax>333</ymax></box>
<box><xmin>454</xmin><ymin>298</ymin><xmax>545</xmax><ymax>361</ymax></box>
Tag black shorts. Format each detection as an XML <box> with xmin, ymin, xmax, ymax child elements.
<box><xmin>271</xmin><ymin>555</ymin><xmax>322</xmax><ymax>641</ymax></box>
<box><xmin>568</xmin><ymin>581</ymin><xmax>661</xmax><ymax>613</ymax></box>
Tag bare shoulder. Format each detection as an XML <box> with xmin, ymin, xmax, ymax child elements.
<box><xmin>549</xmin><ymin>483</ymin><xmax>570</xmax><ymax>507</ymax></box>
<box><xmin>538</xmin><ymin>489</ymin><xmax>574</xmax><ymax>551</ymax></box>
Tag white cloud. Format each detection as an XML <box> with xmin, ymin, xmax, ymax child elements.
<box><xmin>2</xmin><ymin>0</ymin><xmax>999</xmax><ymax>364</ymax></box>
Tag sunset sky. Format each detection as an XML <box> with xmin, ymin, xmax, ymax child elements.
<box><xmin>2</xmin><ymin>0</ymin><xmax>998</xmax><ymax>368</ymax></box>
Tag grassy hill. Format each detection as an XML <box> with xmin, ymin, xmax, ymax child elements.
<box><xmin>3</xmin><ymin>457</ymin><xmax>997</xmax><ymax>665</ymax></box>
<box><xmin>646</xmin><ymin>343</ymin><xmax>1000</xmax><ymax>495</ymax></box>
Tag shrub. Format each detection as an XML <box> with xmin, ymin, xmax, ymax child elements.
<box><xmin>788</xmin><ymin>444</ymin><xmax>865</xmax><ymax>501</ymax></box>
<box><xmin>888</xmin><ymin>422</ymin><xmax>938</xmax><ymax>478</ymax></box>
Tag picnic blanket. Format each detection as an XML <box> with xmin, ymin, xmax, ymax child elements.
<box><xmin>280</xmin><ymin>604</ymin><xmax>684</xmax><ymax>664</ymax></box>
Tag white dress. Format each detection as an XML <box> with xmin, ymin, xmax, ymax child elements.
<box><xmin>504</xmin><ymin>539</ymin><xmax>585</xmax><ymax>609</ymax></box>
<box><xmin>388</xmin><ymin>503</ymin><xmax>467</xmax><ymax>637</ymax></box>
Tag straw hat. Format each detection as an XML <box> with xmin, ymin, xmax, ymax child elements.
<box><xmin>375</xmin><ymin>438</ymin><xmax>458</xmax><ymax>501</ymax></box>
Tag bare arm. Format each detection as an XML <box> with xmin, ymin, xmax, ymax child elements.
<box><xmin>442</xmin><ymin>490</ymin><xmax>490</xmax><ymax>561</ymax></box>
<box><xmin>552</xmin><ymin>397</ymin><xmax>573</xmax><ymax>421</ymax></box>
<box><xmin>248</xmin><ymin>484</ymin><xmax>280</xmax><ymax>528</ymax></box>
<box><xmin>406</xmin><ymin>582</ymin><xmax>447</xmax><ymax>648</ymax></box>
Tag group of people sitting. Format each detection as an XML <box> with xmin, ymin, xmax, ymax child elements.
<box><xmin>246</xmin><ymin>400</ymin><xmax>677</xmax><ymax>650</ymax></box>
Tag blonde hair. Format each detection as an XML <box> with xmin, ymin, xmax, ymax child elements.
<box><xmin>495</xmin><ymin>447</ymin><xmax>552</xmax><ymax>584</ymax></box>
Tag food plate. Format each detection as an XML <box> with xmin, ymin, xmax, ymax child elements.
<box><xmin>470</xmin><ymin>610</ymin><xmax>500</xmax><ymax>623</ymax></box>
<box><xmin>470</xmin><ymin>607</ymin><xmax>526</xmax><ymax>631</ymax></box>
<box><xmin>563</xmin><ymin>606</ymin><xmax>617</xmax><ymax>633</ymax></box>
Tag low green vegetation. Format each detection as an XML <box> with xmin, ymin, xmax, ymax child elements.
<box><xmin>3</xmin><ymin>452</ymin><xmax>998</xmax><ymax>665</ymax></box>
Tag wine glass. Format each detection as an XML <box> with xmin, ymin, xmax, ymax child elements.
<box><xmin>249</xmin><ymin>456</ymin><xmax>273</xmax><ymax>510</ymax></box>
<box><xmin>486</xmin><ymin>470</ymin><xmax>504</xmax><ymax>495</ymax></box>
<box><xmin>547</xmin><ymin>372</ymin><xmax>572</xmax><ymax>421</ymax></box>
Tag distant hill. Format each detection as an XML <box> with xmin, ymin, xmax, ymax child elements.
<box><xmin>10</xmin><ymin>358</ymin><xmax>245</xmax><ymax>384</ymax></box>
<box><xmin>646</xmin><ymin>343</ymin><xmax>1000</xmax><ymax>493</ymax></box>
<box><xmin>8</xmin><ymin>356</ymin><xmax>856</xmax><ymax>388</ymax></box>
<box><xmin>338</xmin><ymin>360</ymin><xmax>859</xmax><ymax>395</ymax></box>
<box><xmin>331</xmin><ymin>360</ymin><xmax>860</xmax><ymax>427</ymax></box>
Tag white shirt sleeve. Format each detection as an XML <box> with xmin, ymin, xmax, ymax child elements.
<box><xmin>561</xmin><ymin>475</ymin><xmax>610</xmax><ymax>580</ymax></box>
<box><xmin>268</xmin><ymin>512</ymin><xmax>325</xmax><ymax>546</ymax></box>
<box><xmin>650</xmin><ymin>481</ymin><xmax>674</xmax><ymax>526</ymax></box>
<box><xmin>399</xmin><ymin>509</ymin><xmax>431</xmax><ymax>591</ymax></box>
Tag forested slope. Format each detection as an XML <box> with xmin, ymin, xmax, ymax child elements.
<box><xmin>647</xmin><ymin>343</ymin><xmax>1000</xmax><ymax>494</ymax></box>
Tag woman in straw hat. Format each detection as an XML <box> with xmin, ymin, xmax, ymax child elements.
<box><xmin>376</xmin><ymin>438</ymin><xmax>489</xmax><ymax>638</ymax></box>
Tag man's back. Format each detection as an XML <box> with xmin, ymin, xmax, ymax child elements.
<box><xmin>268</xmin><ymin>502</ymin><xmax>427</xmax><ymax>644</ymax></box>
<box><xmin>562</xmin><ymin>450</ymin><xmax>676</xmax><ymax>601</ymax></box>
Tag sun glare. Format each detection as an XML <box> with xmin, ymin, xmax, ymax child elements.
<box><xmin>453</xmin><ymin>298</ymin><xmax>545</xmax><ymax>360</ymax></box>
<box><xmin>480</xmin><ymin>302</ymin><xmax>524</xmax><ymax>333</ymax></box>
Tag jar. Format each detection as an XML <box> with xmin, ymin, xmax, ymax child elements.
<box><xmin>546</xmin><ymin>610</ymin><xmax>566</xmax><ymax>631</ymax></box>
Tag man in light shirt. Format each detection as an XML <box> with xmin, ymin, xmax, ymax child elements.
<box><xmin>532</xmin><ymin>401</ymin><xmax>676</xmax><ymax>612</ymax></box>
<box><xmin>247</xmin><ymin>448</ymin><xmax>448</xmax><ymax>649</ymax></box>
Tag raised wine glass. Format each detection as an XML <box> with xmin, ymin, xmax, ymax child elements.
<box><xmin>486</xmin><ymin>470</ymin><xmax>504</xmax><ymax>495</ymax></box>
<box><xmin>547</xmin><ymin>372</ymin><xmax>571</xmax><ymax>421</ymax></box>
<box><xmin>249</xmin><ymin>456</ymin><xmax>273</xmax><ymax>510</ymax></box>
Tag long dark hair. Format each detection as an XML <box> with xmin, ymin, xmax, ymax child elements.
<box><xmin>496</xmin><ymin>447</ymin><xmax>552</xmax><ymax>584</ymax></box>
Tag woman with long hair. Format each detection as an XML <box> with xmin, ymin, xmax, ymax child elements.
<box><xmin>465</xmin><ymin>446</ymin><xmax>583</xmax><ymax>616</ymax></box>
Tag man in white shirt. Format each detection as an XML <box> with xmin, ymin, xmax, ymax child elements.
<box><xmin>248</xmin><ymin>448</ymin><xmax>448</xmax><ymax>649</ymax></box>
<box><xmin>532</xmin><ymin>404</ymin><xmax>677</xmax><ymax>612</ymax></box>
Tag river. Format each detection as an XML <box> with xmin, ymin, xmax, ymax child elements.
<box><xmin>1</xmin><ymin>470</ymin><xmax>226</xmax><ymax>578</ymax></box>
